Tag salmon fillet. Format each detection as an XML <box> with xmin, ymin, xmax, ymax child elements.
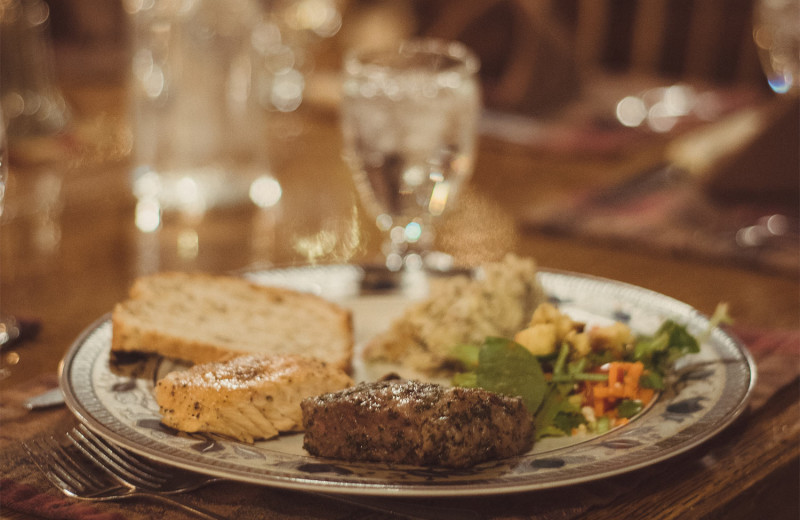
<box><xmin>155</xmin><ymin>354</ymin><xmax>353</xmax><ymax>442</ymax></box>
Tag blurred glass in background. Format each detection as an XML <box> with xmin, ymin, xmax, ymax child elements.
<box><xmin>0</xmin><ymin>103</ymin><xmax>22</xmax><ymax>357</ymax></box>
<box><xmin>753</xmin><ymin>0</ymin><xmax>800</xmax><ymax>94</ymax></box>
<box><xmin>126</xmin><ymin>0</ymin><xmax>277</xmax><ymax>223</ymax></box>
<box><xmin>0</xmin><ymin>0</ymin><xmax>70</xmax><ymax>139</ymax></box>
<box><xmin>124</xmin><ymin>0</ymin><xmax>344</xmax><ymax>232</ymax></box>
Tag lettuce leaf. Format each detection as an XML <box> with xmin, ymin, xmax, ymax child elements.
<box><xmin>451</xmin><ymin>337</ymin><xmax>547</xmax><ymax>415</ymax></box>
<box><xmin>633</xmin><ymin>319</ymin><xmax>699</xmax><ymax>379</ymax></box>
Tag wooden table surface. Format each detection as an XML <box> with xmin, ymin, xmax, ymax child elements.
<box><xmin>1</xmin><ymin>78</ymin><xmax>798</xmax><ymax>520</ymax></box>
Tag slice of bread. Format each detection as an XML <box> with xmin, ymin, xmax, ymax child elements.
<box><xmin>111</xmin><ymin>272</ymin><xmax>353</xmax><ymax>372</ymax></box>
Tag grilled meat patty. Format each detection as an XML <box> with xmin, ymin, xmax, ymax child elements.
<box><xmin>301</xmin><ymin>380</ymin><xmax>534</xmax><ymax>468</ymax></box>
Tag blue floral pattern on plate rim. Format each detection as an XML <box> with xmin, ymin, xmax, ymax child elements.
<box><xmin>59</xmin><ymin>266</ymin><xmax>756</xmax><ymax>497</ymax></box>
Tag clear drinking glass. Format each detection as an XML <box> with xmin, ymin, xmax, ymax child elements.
<box><xmin>127</xmin><ymin>0</ymin><xmax>272</xmax><ymax>216</ymax></box>
<box><xmin>0</xmin><ymin>0</ymin><xmax>70</xmax><ymax>138</ymax></box>
<box><xmin>0</xmin><ymin>107</ymin><xmax>7</xmax><ymax>215</ymax></box>
<box><xmin>341</xmin><ymin>39</ymin><xmax>481</xmax><ymax>272</ymax></box>
<box><xmin>0</xmin><ymin>106</ymin><xmax>20</xmax><ymax>350</ymax></box>
<box><xmin>753</xmin><ymin>0</ymin><xmax>800</xmax><ymax>94</ymax></box>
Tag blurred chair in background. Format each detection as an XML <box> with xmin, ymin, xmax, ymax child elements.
<box><xmin>414</xmin><ymin>0</ymin><xmax>797</xmax><ymax>208</ymax></box>
<box><xmin>413</xmin><ymin>0</ymin><xmax>582</xmax><ymax>117</ymax></box>
<box><xmin>412</xmin><ymin>0</ymin><xmax>768</xmax><ymax>117</ymax></box>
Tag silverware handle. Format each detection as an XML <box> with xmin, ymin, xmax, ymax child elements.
<box><xmin>139</xmin><ymin>492</ymin><xmax>228</xmax><ymax>520</ymax></box>
<box><xmin>319</xmin><ymin>492</ymin><xmax>485</xmax><ymax>520</ymax></box>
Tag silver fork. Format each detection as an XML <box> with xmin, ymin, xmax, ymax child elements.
<box><xmin>25</xmin><ymin>424</ymin><xmax>483</xmax><ymax>520</ymax></box>
<box><xmin>22</xmin><ymin>425</ymin><xmax>226</xmax><ymax>520</ymax></box>
<box><xmin>67</xmin><ymin>424</ymin><xmax>221</xmax><ymax>494</ymax></box>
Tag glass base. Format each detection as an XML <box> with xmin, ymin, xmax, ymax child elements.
<box><xmin>0</xmin><ymin>314</ymin><xmax>19</xmax><ymax>347</ymax></box>
<box><xmin>360</xmin><ymin>250</ymin><xmax>471</xmax><ymax>296</ymax></box>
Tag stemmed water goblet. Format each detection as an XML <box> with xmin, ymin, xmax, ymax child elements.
<box><xmin>340</xmin><ymin>39</ymin><xmax>482</xmax><ymax>275</ymax></box>
<box><xmin>0</xmin><ymin>107</ymin><xmax>20</xmax><ymax>357</ymax></box>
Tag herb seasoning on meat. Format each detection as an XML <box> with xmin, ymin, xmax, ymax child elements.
<box><xmin>301</xmin><ymin>379</ymin><xmax>534</xmax><ymax>468</ymax></box>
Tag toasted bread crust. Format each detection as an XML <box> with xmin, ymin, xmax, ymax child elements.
<box><xmin>111</xmin><ymin>272</ymin><xmax>353</xmax><ymax>372</ymax></box>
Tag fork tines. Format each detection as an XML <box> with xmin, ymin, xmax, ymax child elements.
<box><xmin>26</xmin><ymin>423</ymin><xmax>216</xmax><ymax>495</ymax></box>
<box><xmin>23</xmin><ymin>424</ymin><xmax>227</xmax><ymax>520</ymax></box>
<box><xmin>23</xmin><ymin>434</ymin><xmax>123</xmax><ymax>498</ymax></box>
<box><xmin>66</xmin><ymin>424</ymin><xmax>171</xmax><ymax>490</ymax></box>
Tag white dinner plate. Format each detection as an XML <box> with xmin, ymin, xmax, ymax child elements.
<box><xmin>59</xmin><ymin>265</ymin><xmax>756</xmax><ymax>497</ymax></box>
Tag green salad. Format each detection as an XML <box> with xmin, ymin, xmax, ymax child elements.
<box><xmin>449</xmin><ymin>302</ymin><xmax>731</xmax><ymax>438</ymax></box>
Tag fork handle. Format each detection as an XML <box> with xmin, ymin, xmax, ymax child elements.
<box><xmin>138</xmin><ymin>491</ymin><xmax>227</xmax><ymax>520</ymax></box>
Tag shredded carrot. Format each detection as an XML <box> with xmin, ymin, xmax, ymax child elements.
<box><xmin>608</xmin><ymin>363</ymin><xmax>620</xmax><ymax>386</ymax></box>
<box><xmin>593</xmin><ymin>384</ymin><xmax>609</xmax><ymax>399</ymax></box>
<box><xmin>639</xmin><ymin>387</ymin><xmax>655</xmax><ymax>405</ymax></box>
<box><xmin>600</xmin><ymin>362</ymin><xmax>646</xmax><ymax>400</ymax></box>
<box><xmin>588</xmin><ymin>362</ymin><xmax>649</xmax><ymax>424</ymax></box>
<box><xmin>623</xmin><ymin>362</ymin><xmax>644</xmax><ymax>398</ymax></box>
<box><xmin>594</xmin><ymin>401</ymin><xmax>604</xmax><ymax>418</ymax></box>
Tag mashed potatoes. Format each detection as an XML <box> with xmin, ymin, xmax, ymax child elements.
<box><xmin>362</xmin><ymin>254</ymin><xmax>546</xmax><ymax>373</ymax></box>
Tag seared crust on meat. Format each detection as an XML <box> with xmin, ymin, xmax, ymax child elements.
<box><xmin>301</xmin><ymin>380</ymin><xmax>534</xmax><ymax>468</ymax></box>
